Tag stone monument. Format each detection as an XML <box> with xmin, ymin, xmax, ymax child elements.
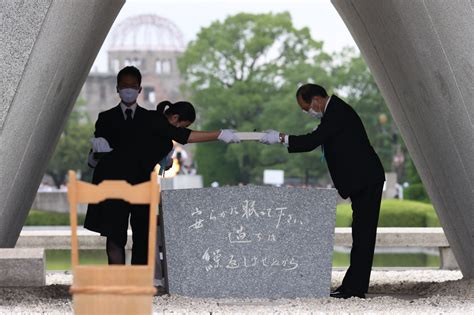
<box><xmin>161</xmin><ymin>186</ymin><xmax>337</xmax><ymax>298</ymax></box>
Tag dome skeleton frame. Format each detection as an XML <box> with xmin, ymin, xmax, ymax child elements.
<box><xmin>109</xmin><ymin>14</ymin><xmax>185</xmax><ymax>52</ymax></box>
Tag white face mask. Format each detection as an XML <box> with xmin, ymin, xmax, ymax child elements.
<box><xmin>302</xmin><ymin>99</ymin><xmax>323</xmax><ymax>119</ymax></box>
<box><xmin>119</xmin><ymin>88</ymin><xmax>139</xmax><ymax>104</ymax></box>
<box><xmin>308</xmin><ymin>108</ymin><xmax>323</xmax><ymax>119</ymax></box>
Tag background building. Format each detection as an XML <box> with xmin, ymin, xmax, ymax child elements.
<box><xmin>79</xmin><ymin>14</ymin><xmax>185</xmax><ymax>121</ymax></box>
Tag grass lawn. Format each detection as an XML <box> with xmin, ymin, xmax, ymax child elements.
<box><xmin>45</xmin><ymin>250</ymin><xmax>439</xmax><ymax>270</ymax></box>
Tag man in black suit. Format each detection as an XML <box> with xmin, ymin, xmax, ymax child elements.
<box><xmin>260</xmin><ymin>83</ymin><xmax>385</xmax><ymax>299</ymax></box>
<box><xmin>85</xmin><ymin>66</ymin><xmax>152</xmax><ymax>265</ymax></box>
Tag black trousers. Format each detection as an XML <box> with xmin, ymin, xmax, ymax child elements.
<box><xmin>341</xmin><ymin>182</ymin><xmax>384</xmax><ymax>294</ymax></box>
<box><xmin>101</xmin><ymin>200</ymin><xmax>150</xmax><ymax>265</ymax></box>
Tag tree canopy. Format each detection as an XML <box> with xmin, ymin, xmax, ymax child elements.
<box><xmin>180</xmin><ymin>12</ymin><xmax>418</xmax><ymax>188</ymax></box>
<box><xmin>180</xmin><ymin>12</ymin><xmax>337</xmax><ymax>185</ymax></box>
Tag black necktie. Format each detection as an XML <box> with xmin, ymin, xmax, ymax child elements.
<box><xmin>125</xmin><ymin>108</ymin><xmax>133</xmax><ymax>122</ymax></box>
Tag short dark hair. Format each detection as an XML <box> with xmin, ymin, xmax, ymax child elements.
<box><xmin>296</xmin><ymin>84</ymin><xmax>328</xmax><ymax>103</ymax></box>
<box><xmin>117</xmin><ymin>66</ymin><xmax>142</xmax><ymax>85</ymax></box>
<box><xmin>157</xmin><ymin>100</ymin><xmax>196</xmax><ymax>123</ymax></box>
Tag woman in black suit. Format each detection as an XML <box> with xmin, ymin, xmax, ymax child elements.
<box><xmin>85</xmin><ymin>99</ymin><xmax>240</xmax><ymax>265</ymax></box>
<box><xmin>144</xmin><ymin>100</ymin><xmax>197</xmax><ymax>174</ymax></box>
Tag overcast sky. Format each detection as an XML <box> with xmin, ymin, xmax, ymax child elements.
<box><xmin>92</xmin><ymin>0</ymin><xmax>357</xmax><ymax>72</ymax></box>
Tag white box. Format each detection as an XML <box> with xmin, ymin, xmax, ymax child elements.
<box><xmin>263</xmin><ymin>169</ymin><xmax>284</xmax><ymax>186</ymax></box>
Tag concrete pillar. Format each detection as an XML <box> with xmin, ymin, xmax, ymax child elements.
<box><xmin>331</xmin><ymin>0</ymin><xmax>473</xmax><ymax>278</ymax></box>
<box><xmin>0</xmin><ymin>0</ymin><xmax>124</xmax><ymax>247</ymax></box>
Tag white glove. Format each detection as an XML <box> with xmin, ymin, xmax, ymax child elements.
<box><xmin>91</xmin><ymin>137</ymin><xmax>113</xmax><ymax>153</ymax></box>
<box><xmin>88</xmin><ymin>137</ymin><xmax>113</xmax><ymax>168</ymax></box>
<box><xmin>259</xmin><ymin>130</ymin><xmax>280</xmax><ymax>145</ymax></box>
<box><xmin>218</xmin><ymin>129</ymin><xmax>241</xmax><ymax>144</ymax></box>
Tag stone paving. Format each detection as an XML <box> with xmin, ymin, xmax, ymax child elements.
<box><xmin>0</xmin><ymin>269</ymin><xmax>472</xmax><ymax>314</ymax></box>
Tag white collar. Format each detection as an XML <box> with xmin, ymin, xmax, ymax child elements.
<box><xmin>323</xmin><ymin>95</ymin><xmax>331</xmax><ymax>113</ymax></box>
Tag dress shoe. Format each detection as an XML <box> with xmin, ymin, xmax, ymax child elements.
<box><xmin>154</xmin><ymin>285</ymin><xmax>167</xmax><ymax>296</ymax></box>
<box><xmin>331</xmin><ymin>285</ymin><xmax>344</xmax><ymax>294</ymax></box>
<box><xmin>330</xmin><ymin>291</ymin><xmax>365</xmax><ymax>299</ymax></box>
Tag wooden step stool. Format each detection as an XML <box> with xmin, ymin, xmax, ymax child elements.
<box><xmin>67</xmin><ymin>170</ymin><xmax>159</xmax><ymax>315</ymax></box>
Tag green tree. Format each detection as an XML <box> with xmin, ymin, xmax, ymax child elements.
<box><xmin>330</xmin><ymin>48</ymin><xmax>396</xmax><ymax>170</ymax></box>
<box><xmin>46</xmin><ymin>99</ymin><xmax>94</xmax><ymax>187</ymax></box>
<box><xmin>330</xmin><ymin>48</ymin><xmax>409</xmax><ymax>181</ymax></box>
<box><xmin>179</xmin><ymin>12</ymin><xmax>333</xmax><ymax>185</ymax></box>
<box><xmin>180</xmin><ymin>12</ymin><xmax>425</xmax><ymax>189</ymax></box>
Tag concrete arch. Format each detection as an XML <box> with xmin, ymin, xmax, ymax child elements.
<box><xmin>332</xmin><ymin>0</ymin><xmax>473</xmax><ymax>278</ymax></box>
<box><xmin>0</xmin><ymin>0</ymin><xmax>124</xmax><ymax>246</ymax></box>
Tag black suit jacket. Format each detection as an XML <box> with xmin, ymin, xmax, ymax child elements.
<box><xmin>288</xmin><ymin>95</ymin><xmax>385</xmax><ymax>199</ymax></box>
<box><xmin>91</xmin><ymin>104</ymin><xmax>151</xmax><ymax>185</ymax></box>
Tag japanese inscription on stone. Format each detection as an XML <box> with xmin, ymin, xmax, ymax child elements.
<box><xmin>161</xmin><ymin>186</ymin><xmax>337</xmax><ymax>298</ymax></box>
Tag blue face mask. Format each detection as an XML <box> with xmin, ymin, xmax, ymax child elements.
<box><xmin>119</xmin><ymin>88</ymin><xmax>139</xmax><ymax>104</ymax></box>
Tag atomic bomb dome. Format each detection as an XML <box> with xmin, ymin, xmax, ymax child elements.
<box><xmin>108</xmin><ymin>14</ymin><xmax>185</xmax><ymax>52</ymax></box>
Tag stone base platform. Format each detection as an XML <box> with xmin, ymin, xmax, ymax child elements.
<box><xmin>0</xmin><ymin>248</ymin><xmax>45</xmax><ymax>286</ymax></box>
